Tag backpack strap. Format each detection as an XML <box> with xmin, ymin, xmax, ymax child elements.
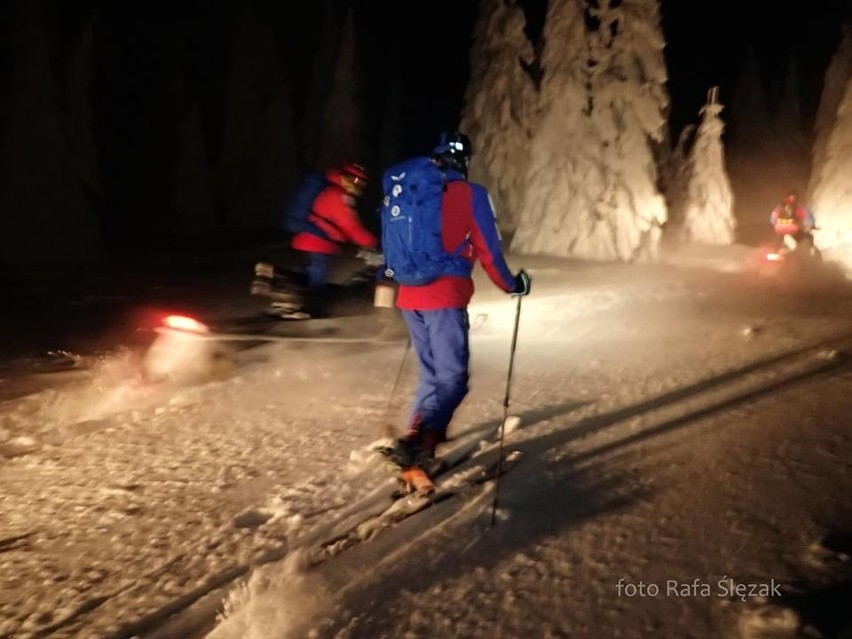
<box><xmin>450</xmin><ymin>233</ymin><xmax>471</xmax><ymax>258</ymax></box>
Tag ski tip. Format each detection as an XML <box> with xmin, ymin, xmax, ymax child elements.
<box><xmin>503</xmin><ymin>415</ymin><xmax>523</xmax><ymax>433</ymax></box>
<box><xmin>505</xmin><ymin>450</ymin><xmax>523</xmax><ymax>463</ymax></box>
<box><xmin>369</xmin><ymin>437</ymin><xmax>397</xmax><ymax>452</ymax></box>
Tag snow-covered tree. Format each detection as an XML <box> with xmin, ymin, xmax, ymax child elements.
<box><xmin>510</xmin><ymin>0</ymin><xmax>590</xmax><ymax>257</ymax></box>
<box><xmin>302</xmin><ymin>0</ymin><xmax>339</xmax><ymax>171</ymax></box>
<box><xmin>679</xmin><ymin>87</ymin><xmax>736</xmax><ymax>244</ymax></box>
<box><xmin>659</xmin><ymin>123</ymin><xmax>695</xmax><ymax>235</ymax></box>
<box><xmin>728</xmin><ymin>48</ymin><xmax>771</xmax><ymax>152</ymax></box>
<box><xmin>809</xmin><ymin>73</ymin><xmax>852</xmax><ymax>269</ymax></box>
<box><xmin>726</xmin><ymin>48</ymin><xmax>792</xmax><ymax>238</ymax></box>
<box><xmin>63</xmin><ymin>20</ymin><xmax>101</xmax><ymax>206</ymax></box>
<box><xmin>809</xmin><ymin>25</ymin><xmax>852</xmax><ymax>201</ymax></box>
<box><xmin>317</xmin><ymin>9</ymin><xmax>368</xmax><ymax>169</ymax></box>
<box><xmin>170</xmin><ymin>48</ymin><xmax>215</xmax><ymax>236</ymax></box>
<box><xmin>585</xmin><ymin>0</ymin><xmax>669</xmax><ymax>260</ymax></box>
<box><xmin>218</xmin><ymin>6</ymin><xmax>264</xmax><ymax>226</ymax></box>
<box><xmin>775</xmin><ymin>57</ymin><xmax>804</xmax><ymax>137</ymax></box>
<box><xmin>770</xmin><ymin>56</ymin><xmax>809</xmax><ymax>190</ymax></box>
<box><xmin>255</xmin><ymin>74</ymin><xmax>300</xmax><ymax>229</ymax></box>
<box><xmin>377</xmin><ymin>78</ymin><xmax>404</xmax><ymax>171</ymax></box>
<box><xmin>512</xmin><ymin>0</ymin><xmax>668</xmax><ymax>262</ymax></box>
<box><xmin>0</xmin><ymin>0</ymin><xmax>102</xmax><ymax>264</ymax></box>
<box><xmin>460</xmin><ymin>0</ymin><xmax>536</xmax><ymax>234</ymax></box>
<box><xmin>218</xmin><ymin>5</ymin><xmax>298</xmax><ymax>228</ymax></box>
<box><xmin>172</xmin><ymin>100</ymin><xmax>216</xmax><ymax>235</ymax></box>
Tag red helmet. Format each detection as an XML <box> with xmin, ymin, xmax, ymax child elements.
<box><xmin>329</xmin><ymin>163</ymin><xmax>368</xmax><ymax>196</ymax></box>
<box><xmin>342</xmin><ymin>163</ymin><xmax>368</xmax><ymax>182</ymax></box>
<box><xmin>783</xmin><ymin>191</ymin><xmax>798</xmax><ymax>206</ymax></box>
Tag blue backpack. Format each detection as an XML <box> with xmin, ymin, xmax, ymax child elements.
<box><xmin>380</xmin><ymin>156</ymin><xmax>470</xmax><ymax>286</ymax></box>
<box><xmin>283</xmin><ymin>172</ymin><xmax>329</xmax><ymax>236</ymax></box>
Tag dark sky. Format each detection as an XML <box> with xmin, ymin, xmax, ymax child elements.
<box><xmin>660</xmin><ymin>0</ymin><xmax>852</xmax><ymax>137</ymax></box>
<box><xmin>1</xmin><ymin>0</ymin><xmax>851</xmax><ymax>252</ymax></box>
<box><xmin>343</xmin><ymin>0</ymin><xmax>851</xmax><ymax>151</ymax></box>
<box><xmin>4</xmin><ymin>0</ymin><xmax>850</xmax><ymax>155</ymax></box>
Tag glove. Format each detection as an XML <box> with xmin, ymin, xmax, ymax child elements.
<box><xmin>358</xmin><ymin>248</ymin><xmax>385</xmax><ymax>267</ymax></box>
<box><xmin>511</xmin><ymin>270</ymin><xmax>531</xmax><ymax>296</ymax></box>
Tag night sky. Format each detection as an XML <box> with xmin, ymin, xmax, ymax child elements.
<box><xmin>660</xmin><ymin>0</ymin><xmax>852</xmax><ymax>137</ymax></box>
<box><xmin>21</xmin><ymin>0</ymin><xmax>847</xmax><ymax>156</ymax></box>
<box><xmin>1</xmin><ymin>0</ymin><xmax>851</xmax><ymax>253</ymax></box>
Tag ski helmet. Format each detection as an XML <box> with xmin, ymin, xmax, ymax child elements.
<box><xmin>432</xmin><ymin>131</ymin><xmax>473</xmax><ymax>177</ymax></box>
<box><xmin>333</xmin><ymin>163</ymin><xmax>369</xmax><ymax>196</ymax></box>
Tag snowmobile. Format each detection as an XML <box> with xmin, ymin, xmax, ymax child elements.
<box><xmin>757</xmin><ymin>225</ymin><xmax>822</xmax><ymax>279</ymax></box>
<box><xmin>141</xmin><ymin>249</ymin><xmax>402</xmax><ymax>384</ymax></box>
<box><xmin>249</xmin><ymin>247</ymin><xmax>385</xmax><ymax>320</ymax></box>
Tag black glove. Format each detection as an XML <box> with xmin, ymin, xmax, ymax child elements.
<box><xmin>511</xmin><ymin>270</ymin><xmax>531</xmax><ymax>296</ymax></box>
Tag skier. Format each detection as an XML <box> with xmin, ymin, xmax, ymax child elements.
<box><xmin>769</xmin><ymin>190</ymin><xmax>817</xmax><ymax>257</ymax></box>
<box><xmin>384</xmin><ymin>131</ymin><xmax>531</xmax><ymax>488</ymax></box>
<box><xmin>277</xmin><ymin>163</ymin><xmax>380</xmax><ymax>318</ymax></box>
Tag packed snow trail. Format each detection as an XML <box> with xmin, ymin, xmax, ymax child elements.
<box><xmin>134</xmin><ymin>421</ymin><xmax>515</xmax><ymax>639</ymax></box>
<box><xmin>196</xmin><ymin>333</ymin><xmax>852</xmax><ymax>639</ymax></box>
<box><xmin>5</xmin><ymin>255</ymin><xmax>852</xmax><ymax>639</ymax></box>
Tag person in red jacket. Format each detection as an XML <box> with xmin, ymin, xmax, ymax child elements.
<box><xmin>387</xmin><ymin>132</ymin><xmax>531</xmax><ymax>479</ymax></box>
<box><xmin>769</xmin><ymin>190</ymin><xmax>816</xmax><ymax>253</ymax></box>
<box><xmin>289</xmin><ymin>163</ymin><xmax>379</xmax><ymax>317</ymax></box>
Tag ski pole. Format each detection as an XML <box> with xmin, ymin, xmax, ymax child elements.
<box><xmin>490</xmin><ymin>291</ymin><xmax>523</xmax><ymax>526</ymax></box>
<box><xmin>381</xmin><ymin>336</ymin><xmax>412</xmax><ymax>439</ymax></box>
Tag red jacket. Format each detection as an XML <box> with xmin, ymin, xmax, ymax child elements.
<box><xmin>397</xmin><ymin>172</ymin><xmax>515</xmax><ymax>311</ymax></box>
<box><xmin>292</xmin><ymin>185</ymin><xmax>378</xmax><ymax>255</ymax></box>
<box><xmin>770</xmin><ymin>204</ymin><xmax>815</xmax><ymax>236</ymax></box>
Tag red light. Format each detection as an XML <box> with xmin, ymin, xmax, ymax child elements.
<box><xmin>163</xmin><ymin>314</ymin><xmax>209</xmax><ymax>333</ymax></box>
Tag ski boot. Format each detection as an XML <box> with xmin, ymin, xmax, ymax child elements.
<box><xmin>264</xmin><ymin>301</ymin><xmax>311</xmax><ymax>320</ymax></box>
<box><xmin>379</xmin><ymin>429</ymin><xmax>443</xmax><ymax>495</ymax></box>
<box><xmin>400</xmin><ymin>467</ymin><xmax>436</xmax><ymax>496</ymax></box>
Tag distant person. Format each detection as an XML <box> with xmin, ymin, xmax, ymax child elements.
<box><xmin>769</xmin><ymin>190</ymin><xmax>816</xmax><ymax>255</ymax></box>
<box><xmin>280</xmin><ymin>163</ymin><xmax>379</xmax><ymax>318</ymax></box>
<box><xmin>380</xmin><ymin>131</ymin><xmax>531</xmax><ymax>489</ymax></box>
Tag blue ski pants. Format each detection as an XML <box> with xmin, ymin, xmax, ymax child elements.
<box><xmin>402</xmin><ymin>308</ymin><xmax>470</xmax><ymax>440</ymax></box>
<box><xmin>304</xmin><ymin>252</ymin><xmax>332</xmax><ymax>290</ymax></box>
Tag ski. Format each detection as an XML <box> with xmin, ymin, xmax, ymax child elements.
<box><xmin>309</xmin><ymin>431</ymin><xmax>522</xmax><ymax>563</ymax></box>
<box><xmin>375</xmin><ymin>420</ymin><xmax>503</xmax><ymax>480</ymax></box>
<box><xmin>374</xmin><ymin>416</ymin><xmax>523</xmax><ymax>498</ymax></box>
<box><xmin>263</xmin><ymin>305</ymin><xmax>312</xmax><ymax>320</ymax></box>
<box><xmin>344</xmin><ymin>448</ymin><xmax>522</xmax><ymax>545</ymax></box>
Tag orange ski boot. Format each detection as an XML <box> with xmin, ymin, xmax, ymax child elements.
<box><xmin>401</xmin><ymin>467</ymin><xmax>436</xmax><ymax>496</ymax></box>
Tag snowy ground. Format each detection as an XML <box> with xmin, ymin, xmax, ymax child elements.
<box><xmin>1</xmin><ymin>244</ymin><xmax>852</xmax><ymax>639</ymax></box>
